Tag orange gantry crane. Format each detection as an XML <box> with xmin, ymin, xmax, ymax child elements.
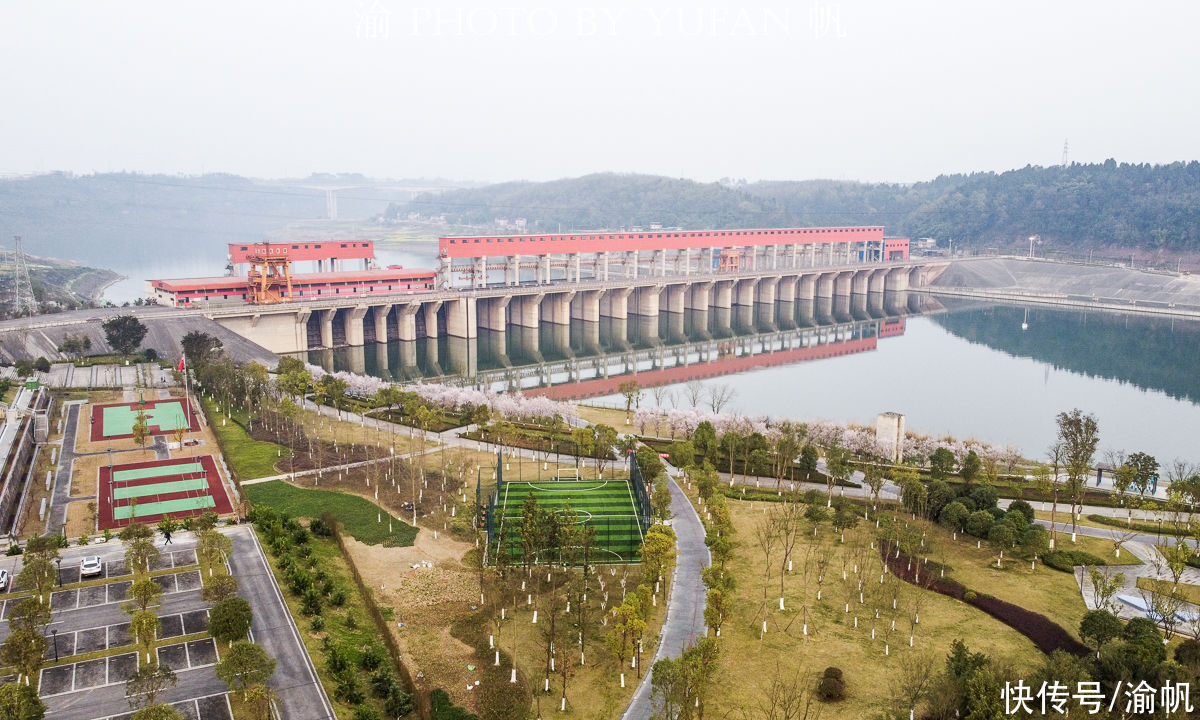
<box><xmin>244</xmin><ymin>243</ymin><xmax>294</xmax><ymax>304</ymax></box>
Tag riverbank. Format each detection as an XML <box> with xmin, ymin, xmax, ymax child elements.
<box><xmin>932</xmin><ymin>256</ymin><xmax>1200</xmax><ymax>315</ymax></box>
<box><xmin>924</xmin><ymin>286</ymin><xmax>1200</xmax><ymax>319</ymax></box>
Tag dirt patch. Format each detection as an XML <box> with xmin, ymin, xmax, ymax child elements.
<box><xmin>343</xmin><ymin>530</ymin><xmax>483</xmax><ymax>712</ymax></box>
<box><xmin>64</xmin><ymin>501</ymin><xmax>95</xmax><ymax>538</ymax></box>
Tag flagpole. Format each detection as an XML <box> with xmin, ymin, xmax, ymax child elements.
<box><xmin>181</xmin><ymin>355</ymin><xmax>191</xmax><ymax>432</ymax></box>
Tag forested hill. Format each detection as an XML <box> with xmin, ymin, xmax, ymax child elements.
<box><xmin>396</xmin><ymin>174</ymin><xmax>793</xmax><ymax>230</ymax></box>
<box><xmin>394</xmin><ymin>162</ymin><xmax>1200</xmax><ymax>252</ymax></box>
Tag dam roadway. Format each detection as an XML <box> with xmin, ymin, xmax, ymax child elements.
<box><xmin>0</xmin><ymin>257</ymin><xmax>949</xmax><ymax>363</ymax></box>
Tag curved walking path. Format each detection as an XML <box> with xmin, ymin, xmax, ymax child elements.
<box><xmin>623</xmin><ymin>464</ymin><xmax>711</xmax><ymax>720</ymax></box>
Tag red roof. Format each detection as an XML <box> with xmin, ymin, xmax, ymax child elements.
<box><xmin>151</xmin><ymin>268</ymin><xmax>434</xmax><ymax>292</ymax></box>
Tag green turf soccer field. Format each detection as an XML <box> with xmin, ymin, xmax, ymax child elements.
<box><xmin>495</xmin><ymin>479</ymin><xmax>645</xmax><ymax>563</ymax></box>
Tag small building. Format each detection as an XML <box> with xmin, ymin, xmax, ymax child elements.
<box><xmin>875</xmin><ymin>412</ymin><xmax>905</xmax><ymax>463</ymax></box>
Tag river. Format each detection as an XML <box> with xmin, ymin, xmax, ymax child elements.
<box><xmin>297</xmin><ymin>293</ymin><xmax>1200</xmax><ymax>465</ymax></box>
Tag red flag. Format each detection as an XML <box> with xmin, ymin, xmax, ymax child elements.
<box><xmin>178</xmin><ymin>355</ymin><xmax>185</xmax><ymax>372</ymax></box>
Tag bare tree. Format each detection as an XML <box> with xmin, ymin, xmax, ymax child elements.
<box><xmin>684</xmin><ymin>381</ymin><xmax>705</xmax><ymax>409</ymax></box>
<box><xmin>706</xmin><ymin>384</ymin><xmax>736</xmax><ymax>413</ymax></box>
<box><xmin>892</xmin><ymin>651</ymin><xmax>937</xmax><ymax>716</ymax></box>
<box><xmin>774</xmin><ymin>503</ymin><xmax>803</xmax><ymax>609</ymax></box>
<box><xmin>755</xmin><ymin>516</ymin><xmax>781</xmax><ymax>608</ymax></box>
<box><xmin>651</xmin><ymin>384</ymin><xmax>670</xmax><ymax>410</ymax></box>
<box><xmin>740</xmin><ymin>663</ymin><xmax>821</xmax><ymax>720</ymax></box>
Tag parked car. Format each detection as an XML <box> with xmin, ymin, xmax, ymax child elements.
<box><xmin>0</xmin><ymin>569</ymin><xmax>9</xmax><ymax>590</ymax></box>
<box><xmin>80</xmin><ymin>556</ymin><xmax>103</xmax><ymax>578</ymax></box>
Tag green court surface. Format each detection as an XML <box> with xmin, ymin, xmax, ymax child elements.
<box><xmin>112</xmin><ymin>461</ymin><xmax>205</xmax><ymax>483</ymax></box>
<box><xmin>115</xmin><ymin>496</ymin><xmax>216</xmax><ymax>520</ymax></box>
<box><xmin>113</xmin><ymin>477</ymin><xmax>210</xmax><ymax>500</ymax></box>
<box><xmin>101</xmin><ymin>402</ymin><xmax>190</xmax><ymax>436</ymax></box>
<box><xmin>497</xmin><ymin>480</ymin><xmax>644</xmax><ymax>562</ymax></box>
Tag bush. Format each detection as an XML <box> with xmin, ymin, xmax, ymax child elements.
<box><xmin>302</xmin><ymin>588</ymin><xmax>323</xmax><ymax>616</ymax></box>
<box><xmin>360</xmin><ymin>644</ymin><xmax>384</xmax><ymax>671</ymax></box>
<box><xmin>965</xmin><ymin>510</ymin><xmax>994</xmax><ymax>538</ymax></box>
<box><xmin>310</xmin><ymin>517</ymin><xmax>334</xmax><ymax>537</ymax></box>
<box><xmin>371</xmin><ymin>670</ymin><xmax>397</xmax><ymax>698</ymax></box>
<box><xmin>1043</xmin><ymin>550</ymin><xmax>1107</xmax><ymax>574</ymax></box>
<box><xmin>816</xmin><ymin>676</ymin><xmax>845</xmax><ymax>702</ymax></box>
<box><xmin>822</xmin><ymin>667</ymin><xmax>843</xmax><ymax>681</ymax></box>
<box><xmin>327</xmin><ymin>645</ymin><xmax>350</xmax><ymax>674</ymax></box>
<box><xmin>334</xmin><ymin>673</ymin><xmax>365</xmax><ymax>705</ymax></box>
<box><xmin>330</xmin><ymin>587</ymin><xmax>349</xmax><ymax>607</ymax></box>
<box><xmin>964</xmin><ymin>591</ymin><xmax>978</xmax><ymax>603</ymax></box>
<box><xmin>5</xmin><ymin>544</ymin><xmax>22</xmax><ymax>556</ymax></box>
<box><xmin>1007</xmin><ymin>499</ymin><xmax>1035</xmax><ymax>525</ymax></box>
<box><xmin>345</xmin><ymin>611</ymin><xmax>359</xmax><ymax>630</ymax></box>
<box><xmin>352</xmin><ymin>708</ymin><xmax>380</xmax><ymax>720</ymax></box>
<box><xmin>385</xmin><ymin>686</ymin><xmax>414</xmax><ymax>718</ymax></box>
<box><xmin>311</xmin><ymin>615</ymin><xmax>325</xmax><ymax>632</ymax></box>
<box><xmin>938</xmin><ymin>501</ymin><xmax>969</xmax><ymax>531</ymax></box>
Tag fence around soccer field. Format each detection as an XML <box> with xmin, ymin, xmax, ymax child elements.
<box><xmin>481</xmin><ymin>450</ymin><xmax>652</xmax><ymax>565</ymax></box>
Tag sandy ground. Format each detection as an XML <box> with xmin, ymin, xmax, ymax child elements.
<box><xmin>344</xmin><ymin>529</ymin><xmax>483</xmax><ymax>712</ymax></box>
<box><xmin>64</xmin><ymin>501</ymin><xmax>93</xmax><ymax>537</ymax></box>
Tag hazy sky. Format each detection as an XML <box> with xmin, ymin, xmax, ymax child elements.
<box><xmin>2</xmin><ymin>0</ymin><xmax>1198</xmax><ymax>184</ymax></box>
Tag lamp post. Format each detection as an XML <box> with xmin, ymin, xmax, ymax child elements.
<box><xmin>54</xmin><ymin>557</ymin><xmax>61</xmax><ymax>587</ymax></box>
<box><xmin>51</xmin><ymin>629</ymin><xmax>58</xmax><ymax>662</ymax></box>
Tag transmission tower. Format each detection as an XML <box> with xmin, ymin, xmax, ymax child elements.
<box><xmin>11</xmin><ymin>236</ymin><xmax>37</xmax><ymax>317</ymax></box>
<box><xmin>1061</xmin><ymin>139</ymin><xmax>1070</xmax><ymax>167</ymax></box>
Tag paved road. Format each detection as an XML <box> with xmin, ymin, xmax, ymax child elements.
<box><xmin>226</xmin><ymin>525</ymin><xmax>335</xmax><ymax>720</ymax></box>
<box><xmin>623</xmin><ymin>469</ymin><xmax>710</xmax><ymax>720</ymax></box>
<box><xmin>46</xmin><ymin>401</ymin><xmax>83</xmax><ymax>536</ymax></box>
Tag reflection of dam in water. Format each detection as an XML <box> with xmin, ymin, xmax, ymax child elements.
<box><xmin>299</xmin><ymin>291</ymin><xmax>939</xmax><ymax>397</ymax></box>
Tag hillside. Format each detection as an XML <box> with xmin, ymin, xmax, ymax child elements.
<box><xmin>0</xmin><ymin>172</ymin><xmax>445</xmax><ymax>278</ymax></box>
<box><xmin>392</xmin><ymin>162</ymin><xmax>1200</xmax><ymax>255</ymax></box>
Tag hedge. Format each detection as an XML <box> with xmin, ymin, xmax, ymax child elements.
<box><xmin>1085</xmin><ymin>513</ymin><xmax>1185</xmax><ymax>536</ymax></box>
<box><xmin>883</xmin><ymin>545</ymin><xmax>1088</xmax><ymax>657</ymax></box>
<box><xmin>1043</xmin><ymin>550</ymin><xmax>1108</xmax><ymax>574</ymax></box>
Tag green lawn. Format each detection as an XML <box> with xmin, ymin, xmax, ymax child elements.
<box><xmin>496</xmin><ymin>479</ymin><xmax>643</xmax><ymax>562</ymax></box>
<box><xmin>202</xmin><ymin>396</ymin><xmax>286</xmax><ymax>480</ymax></box>
<box><xmin>245</xmin><ymin>480</ymin><xmax>417</xmax><ymax>547</ymax></box>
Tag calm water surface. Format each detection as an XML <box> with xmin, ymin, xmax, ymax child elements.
<box><xmin>302</xmin><ymin>295</ymin><xmax>1200</xmax><ymax>464</ymax></box>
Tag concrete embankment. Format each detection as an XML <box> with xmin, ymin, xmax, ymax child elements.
<box><xmin>930</xmin><ymin>257</ymin><xmax>1200</xmax><ymax>318</ymax></box>
<box><xmin>0</xmin><ymin>307</ymin><xmax>278</xmax><ymax>366</ymax></box>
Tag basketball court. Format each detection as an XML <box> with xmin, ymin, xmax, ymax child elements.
<box><xmin>97</xmin><ymin>456</ymin><xmax>232</xmax><ymax>529</ymax></box>
<box><xmin>89</xmin><ymin>398</ymin><xmax>199</xmax><ymax>442</ymax></box>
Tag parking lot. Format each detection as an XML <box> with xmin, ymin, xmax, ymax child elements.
<box><xmin>97</xmin><ymin>692</ymin><xmax>233</xmax><ymax>720</ymax></box>
<box><xmin>1</xmin><ymin>529</ymin><xmax>329</xmax><ymax>720</ymax></box>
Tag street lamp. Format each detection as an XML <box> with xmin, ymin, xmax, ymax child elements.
<box><xmin>54</xmin><ymin>557</ymin><xmax>62</xmax><ymax>587</ymax></box>
<box><xmin>50</xmin><ymin>629</ymin><xmax>59</xmax><ymax>662</ymax></box>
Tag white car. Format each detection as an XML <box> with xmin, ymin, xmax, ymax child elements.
<box><xmin>0</xmin><ymin>569</ymin><xmax>8</xmax><ymax>590</ymax></box>
<box><xmin>80</xmin><ymin>556</ymin><xmax>103</xmax><ymax>578</ymax></box>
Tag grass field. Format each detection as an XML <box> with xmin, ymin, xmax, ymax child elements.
<box><xmin>495</xmin><ymin>479</ymin><xmax>644</xmax><ymax>563</ymax></box>
<box><xmin>245</xmin><ymin>480</ymin><xmax>417</xmax><ymax>547</ymax></box>
<box><xmin>203</xmin><ymin>397</ymin><xmax>287</xmax><ymax>480</ymax></box>
<box><xmin>705</xmin><ymin>498</ymin><xmax>1041</xmax><ymax>720</ymax></box>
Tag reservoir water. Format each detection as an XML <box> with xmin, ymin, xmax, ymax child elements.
<box><xmin>299</xmin><ymin>293</ymin><xmax>1200</xmax><ymax>465</ymax></box>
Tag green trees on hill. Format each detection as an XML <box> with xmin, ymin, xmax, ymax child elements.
<box><xmin>394</xmin><ymin>162</ymin><xmax>1200</xmax><ymax>252</ymax></box>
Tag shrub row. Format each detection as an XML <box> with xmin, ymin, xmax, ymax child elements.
<box><xmin>1085</xmin><ymin>513</ymin><xmax>1182</xmax><ymax>536</ymax></box>
<box><xmin>1043</xmin><ymin>550</ymin><xmax>1108</xmax><ymax>574</ymax></box>
<box><xmin>322</xmin><ymin>512</ymin><xmax>425</xmax><ymax>718</ymax></box>
<box><xmin>883</xmin><ymin>546</ymin><xmax>1089</xmax><ymax>657</ymax></box>
<box><xmin>250</xmin><ymin>506</ymin><xmax>415</xmax><ymax>718</ymax></box>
